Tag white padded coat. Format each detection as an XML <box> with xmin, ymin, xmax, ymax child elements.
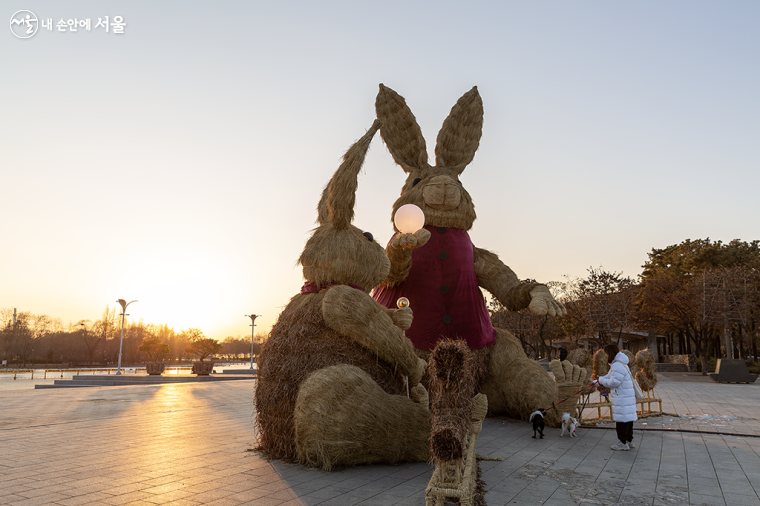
<box><xmin>598</xmin><ymin>352</ymin><xmax>638</xmax><ymax>423</ymax></box>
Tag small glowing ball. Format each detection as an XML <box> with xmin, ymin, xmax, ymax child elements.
<box><xmin>397</xmin><ymin>297</ymin><xmax>410</xmax><ymax>309</ymax></box>
<box><xmin>394</xmin><ymin>204</ymin><xmax>425</xmax><ymax>234</ymax></box>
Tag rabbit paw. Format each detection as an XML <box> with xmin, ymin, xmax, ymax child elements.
<box><xmin>410</xmin><ymin>383</ymin><xmax>429</xmax><ymax>407</ymax></box>
<box><xmin>549</xmin><ymin>359</ymin><xmax>586</xmax><ymax>387</ymax></box>
<box><xmin>409</xmin><ymin>357</ymin><xmax>427</xmax><ymax>386</ymax></box>
<box><xmin>391</xmin><ymin>228</ymin><xmax>431</xmax><ymax>250</ymax></box>
<box><xmin>549</xmin><ymin>359</ymin><xmax>588</xmax><ymax>405</ymax></box>
<box><xmin>391</xmin><ymin>306</ymin><xmax>413</xmax><ymax>331</ymax></box>
<box><xmin>528</xmin><ymin>285</ymin><xmax>567</xmax><ymax>317</ymax></box>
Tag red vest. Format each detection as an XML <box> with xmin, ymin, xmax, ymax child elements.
<box><xmin>373</xmin><ymin>226</ymin><xmax>496</xmax><ymax>350</ymax></box>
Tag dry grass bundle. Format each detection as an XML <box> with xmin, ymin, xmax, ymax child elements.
<box><xmin>415</xmin><ymin>345</ymin><xmax>489</xmax><ymax>396</ymax></box>
<box><xmin>315</xmin><ymin>120</ymin><xmax>380</xmax><ymax>228</ymax></box>
<box><xmin>293</xmin><ymin>364</ymin><xmax>430</xmax><ymax>470</ymax></box>
<box><xmin>375</xmin><ymin>84</ymin><xmax>429</xmax><ymax>172</ymax></box>
<box><xmin>622</xmin><ymin>350</ymin><xmax>635</xmax><ymax>370</ymax></box>
<box><xmin>428</xmin><ymin>339</ymin><xmax>476</xmax><ymax>464</ymax></box>
<box><xmin>635</xmin><ymin>349</ymin><xmax>658</xmax><ymax>391</ymax></box>
<box><xmin>254</xmin><ymin>294</ymin><xmax>407</xmax><ymax>463</ymax></box>
<box><xmin>567</xmin><ymin>349</ymin><xmax>591</xmax><ymax>369</ymax></box>
<box><xmin>593</xmin><ymin>350</ymin><xmax>608</xmax><ymax>379</ymax></box>
<box><xmin>434</xmin><ymin>87</ymin><xmax>483</xmax><ymax>171</ymax></box>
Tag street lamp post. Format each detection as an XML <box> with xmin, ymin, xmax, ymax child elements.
<box><xmin>79</xmin><ymin>323</ymin><xmax>86</xmax><ymax>366</ymax></box>
<box><xmin>245</xmin><ymin>314</ymin><xmax>259</xmax><ymax>370</ymax></box>
<box><xmin>116</xmin><ymin>299</ymin><xmax>138</xmax><ymax>375</ymax></box>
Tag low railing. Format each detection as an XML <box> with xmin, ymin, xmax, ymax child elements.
<box><xmin>0</xmin><ymin>366</ymin><xmax>194</xmax><ymax>380</ymax></box>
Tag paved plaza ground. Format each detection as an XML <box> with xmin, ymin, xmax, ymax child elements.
<box><xmin>1</xmin><ymin>372</ymin><xmax>760</xmax><ymax>506</ymax></box>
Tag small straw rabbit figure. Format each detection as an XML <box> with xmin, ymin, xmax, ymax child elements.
<box><xmin>255</xmin><ymin>120</ymin><xmax>430</xmax><ymax>470</ymax></box>
<box><xmin>371</xmin><ymin>85</ymin><xmax>568</xmax><ymax>426</ymax></box>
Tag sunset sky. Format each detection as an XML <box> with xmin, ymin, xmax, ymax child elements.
<box><xmin>3</xmin><ymin>1</ymin><xmax>758</xmax><ymax>341</ymax></box>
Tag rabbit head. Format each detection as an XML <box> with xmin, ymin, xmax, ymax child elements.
<box><xmin>298</xmin><ymin>120</ymin><xmax>390</xmax><ymax>292</ymax></box>
<box><xmin>375</xmin><ymin>84</ymin><xmax>483</xmax><ymax>231</ymax></box>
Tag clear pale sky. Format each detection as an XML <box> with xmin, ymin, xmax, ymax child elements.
<box><xmin>3</xmin><ymin>1</ymin><xmax>758</xmax><ymax>340</ymax></box>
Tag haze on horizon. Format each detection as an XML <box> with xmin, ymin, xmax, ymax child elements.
<box><xmin>2</xmin><ymin>1</ymin><xmax>758</xmax><ymax>341</ymax></box>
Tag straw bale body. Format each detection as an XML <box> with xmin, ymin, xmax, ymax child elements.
<box><xmin>622</xmin><ymin>350</ymin><xmax>636</xmax><ymax>371</ymax></box>
<box><xmin>567</xmin><ymin>348</ymin><xmax>591</xmax><ymax>369</ymax></box>
<box><xmin>371</xmin><ymin>84</ymin><xmax>567</xmax><ymax>426</ymax></box>
<box><xmin>635</xmin><ymin>349</ymin><xmax>658</xmax><ymax>391</ymax></box>
<box><xmin>255</xmin><ymin>121</ymin><xmax>431</xmax><ymax>470</ymax></box>
<box><xmin>593</xmin><ymin>350</ymin><xmax>609</xmax><ymax>379</ymax></box>
<box><xmin>428</xmin><ymin>339</ymin><xmax>475</xmax><ymax>464</ymax></box>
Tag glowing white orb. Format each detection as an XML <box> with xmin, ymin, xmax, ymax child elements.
<box><xmin>394</xmin><ymin>204</ymin><xmax>425</xmax><ymax>234</ymax></box>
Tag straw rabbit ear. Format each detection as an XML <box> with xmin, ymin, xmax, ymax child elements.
<box><xmin>434</xmin><ymin>86</ymin><xmax>483</xmax><ymax>173</ymax></box>
<box><xmin>375</xmin><ymin>84</ymin><xmax>429</xmax><ymax>172</ymax></box>
<box><xmin>317</xmin><ymin>120</ymin><xmax>381</xmax><ymax>228</ymax></box>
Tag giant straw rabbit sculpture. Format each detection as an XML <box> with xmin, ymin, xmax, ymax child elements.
<box><xmin>255</xmin><ymin>121</ymin><xmax>431</xmax><ymax>470</ymax></box>
<box><xmin>372</xmin><ymin>84</ymin><xmax>568</xmax><ymax>424</ymax></box>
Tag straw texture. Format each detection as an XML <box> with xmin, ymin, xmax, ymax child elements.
<box><xmin>317</xmin><ymin>120</ymin><xmax>380</xmax><ymax>227</ymax></box>
<box><xmin>593</xmin><ymin>349</ymin><xmax>609</xmax><ymax>379</ymax></box>
<box><xmin>566</xmin><ymin>349</ymin><xmax>595</xmax><ymax>395</ymax></box>
<box><xmin>549</xmin><ymin>359</ymin><xmax>588</xmax><ymax>418</ymax></box>
<box><xmin>255</xmin><ymin>121</ymin><xmax>430</xmax><ymax>469</ymax></box>
<box><xmin>375</xmin><ymin>84</ymin><xmax>429</xmax><ymax>173</ymax></box>
<box><xmin>428</xmin><ymin>339</ymin><xmax>476</xmax><ymax>464</ymax></box>
<box><xmin>567</xmin><ymin>349</ymin><xmax>592</xmax><ymax>369</ymax></box>
<box><xmin>622</xmin><ymin>350</ymin><xmax>636</xmax><ymax>371</ymax></box>
<box><xmin>473</xmin><ymin>248</ymin><xmax>541</xmax><ymax>312</ymax></box>
<box><xmin>635</xmin><ymin>349</ymin><xmax>658</xmax><ymax>391</ymax></box>
<box><xmin>425</xmin><ymin>340</ymin><xmax>488</xmax><ymax>506</ymax></box>
<box><xmin>294</xmin><ymin>364</ymin><xmax>430</xmax><ymax>470</ymax></box>
<box><xmin>255</xmin><ymin>294</ymin><xmax>409</xmax><ymax>462</ymax></box>
<box><xmin>479</xmin><ymin>328</ymin><xmax>559</xmax><ymax>426</ymax></box>
<box><xmin>435</xmin><ymin>87</ymin><xmax>483</xmax><ymax>173</ymax></box>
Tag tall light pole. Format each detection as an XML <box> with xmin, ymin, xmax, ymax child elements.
<box><xmin>245</xmin><ymin>314</ymin><xmax>259</xmax><ymax>370</ymax></box>
<box><xmin>116</xmin><ymin>299</ymin><xmax>138</xmax><ymax>375</ymax></box>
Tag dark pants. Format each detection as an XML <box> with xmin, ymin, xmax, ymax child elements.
<box><xmin>616</xmin><ymin>421</ymin><xmax>633</xmax><ymax>444</ymax></box>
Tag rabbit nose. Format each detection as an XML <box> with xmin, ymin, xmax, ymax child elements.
<box><xmin>422</xmin><ymin>175</ymin><xmax>461</xmax><ymax>210</ymax></box>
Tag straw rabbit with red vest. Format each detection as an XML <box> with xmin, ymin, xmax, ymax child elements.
<box><xmin>372</xmin><ymin>84</ymin><xmax>567</xmax><ymax>424</ymax></box>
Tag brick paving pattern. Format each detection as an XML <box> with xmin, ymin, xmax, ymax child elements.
<box><xmin>1</xmin><ymin>372</ymin><xmax>759</xmax><ymax>505</ymax></box>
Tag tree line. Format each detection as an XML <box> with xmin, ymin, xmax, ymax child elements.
<box><xmin>490</xmin><ymin>238</ymin><xmax>760</xmax><ymax>371</ymax></box>
<box><xmin>0</xmin><ymin>304</ymin><xmax>267</xmax><ymax>367</ymax></box>
<box><xmin>4</xmin><ymin>238</ymin><xmax>757</xmax><ymax>371</ymax></box>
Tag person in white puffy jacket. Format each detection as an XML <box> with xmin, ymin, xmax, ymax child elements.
<box><xmin>594</xmin><ymin>344</ymin><xmax>638</xmax><ymax>451</ymax></box>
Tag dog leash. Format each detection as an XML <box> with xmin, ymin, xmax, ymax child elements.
<box><xmin>545</xmin><ymin>382</ymin><xmax>596</xmax><ymax>412</ymax></box>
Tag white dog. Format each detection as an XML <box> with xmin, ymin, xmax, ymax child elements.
<box><xmin>560</xmin><ymin>412</ymin><xmax>579</xmax><ymax>438</ymax></box>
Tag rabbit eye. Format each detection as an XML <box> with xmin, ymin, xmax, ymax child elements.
<box><xmin>363</xmin><ymin>231</ymin><xmax>374</xmax><ymax>242</ymax></box>
<box><xmin>412</xmin><ymin>178</ymin><xmax>421</xmax><ymax>186</ymax></box>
